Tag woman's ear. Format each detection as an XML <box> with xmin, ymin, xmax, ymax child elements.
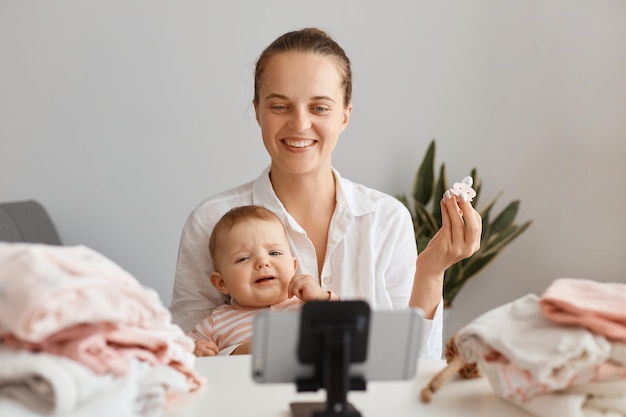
<box><xmin>340</xmin><ymin>102</ymin><xmax>353</xmax><ymax>133</ymax></box>
<box><xmin>210</xmin><ymin>271</ymin><xmax>229</xmax><ymax>296</ymax></box>
<box><xmin>253</xmin><ymin>101</ymin><xmax>261</xmax><ymax>126</ymax></box>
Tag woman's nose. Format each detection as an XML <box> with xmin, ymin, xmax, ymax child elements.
<box><xmin>287</xmin><ymin>107</ymin><xmax>311</xmax><ymax>132</ymax></box>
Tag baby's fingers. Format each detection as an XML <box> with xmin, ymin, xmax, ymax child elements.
<box><xmin>194</xmin><ymin>340</ymin><xmax>218</xmax><ymax>357</ymax></box>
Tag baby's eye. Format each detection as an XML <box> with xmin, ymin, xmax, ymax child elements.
<box><xmin>235</xmin><ymin>256</ymin><xmax>249</xmax><ymax>263</ymax></box>
<box><xmin>269</xmin><ymin>251</ymin><xmax>282</xmax><ymax>256</ymax></box>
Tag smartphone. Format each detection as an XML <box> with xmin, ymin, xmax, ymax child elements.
<box><xmin>251</xmin><ymin>306</ymin><xmax>423</xmax><ymax>384</ymax></box>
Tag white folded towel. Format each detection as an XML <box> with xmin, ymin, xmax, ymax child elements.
<box><xmin>520</xmin><ymin>379</ymin><xmax>626</xmax><ymax>417</ymax></box>
<box><xmin>0</xmin><ymin>348</ymin><xmax>189</xmax><ymax>417</ymax></box>
<box><xmin>456</xmin><ymin>294</ymin><xmax>612</xmax><ymax>402</ymax></box>
<box><xmin>0</xmin><ymin>348</ymin><xmax>115</xmax><ymax>414</ymax></box>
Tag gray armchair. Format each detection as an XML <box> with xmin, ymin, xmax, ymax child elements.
<box><xmin>0</xmin><ymin>200</ymin><xmax>62</xmax><ymax>245</ymax></box>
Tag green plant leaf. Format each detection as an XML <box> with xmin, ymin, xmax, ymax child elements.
<box><xmin>413</xmin><ymin>140</ymin><xmax>435</xmax><ymax>205</ymax></box>
<box><xmin>482</xmin><ymin>220</ymin><xmax>533</xmax><ymax>257</ymax></box>
<box><xmin>443</xmin><ymin>262</ymin><xmax>462</xmax><ymax>290</ymax></box>
<box><xmin>461</xmin><ymin>252</ymin><xmax>499</xmax><ymax>279</ymax></box>
<box><xmin>490</xmin><ymin>200</ymin><xmax>520</xmax><ymax>234</ymax></box>
<box><xmin>484</xmin><ymin>224</ymin><xmax>517</xmax><ymax>250</ymax></box>
<box><xmin>414</xmin><ymin>201</ymin><xmax>440</xmax><ymax>235</ymax></box>
<box><xmin>417</xmin><ymin>236</ymin><xmax>431</xmax><ymax>253</ymax></box>
<box><xmin>469</xmin><ymin>168</ymin><xmax>480</xmax><ymax>207</ymax></box>
<box><xmin>477</xmin><ymin>191</ymin><xmax>502</xmax><ymax>219</ymax></box>
<box><xmin>433</xmin><ymin>164</ymin><xmax>447</xmax><ymax>225</ymax></box>
<box><xmin>479</xmin><ymin>211</ymin><xmax>491</xmax><ymax>248</ymax></box>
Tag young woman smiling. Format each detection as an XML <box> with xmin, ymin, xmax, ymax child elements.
<box><xmin>170</xmin><ymin>28</ymin><xmax>482</xmax><ymax>359</ymax></box>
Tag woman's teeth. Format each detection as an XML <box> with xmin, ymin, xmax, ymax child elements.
<box><xmin>284</xmin><ymin>139</ymin><xmax>314</xmax><ymax>148</ymax></box>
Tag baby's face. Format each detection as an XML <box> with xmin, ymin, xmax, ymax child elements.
<box><xmin>215</xmin><ymin>219</ymin><xmax>296</xmax><ymax>308</ymax></box>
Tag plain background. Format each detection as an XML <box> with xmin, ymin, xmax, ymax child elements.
<box><xmin>1</xmin><ymin>1</ymin><xmax>625</xmax><ymax>335</ymax></box>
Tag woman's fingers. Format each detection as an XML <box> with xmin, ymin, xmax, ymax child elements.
<box><xmin>440</xmin><ymin>193</ymin><xmax>482</xmax><ymax>260</ymax></box>
<box><xmin>458</xmin><ymin>198</ymin><xmax>482</xmax><ymax>252</ymax></box>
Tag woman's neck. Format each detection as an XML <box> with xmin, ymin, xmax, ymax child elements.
<box><xmin>269</xmin><ymin>165</ymin><xmax>336</xmax><ymax>275</ymax></box>
<box><xmin>269</xmin><ymin>166</ymin><xmax>336</xmax><ymax>212</ymax></box>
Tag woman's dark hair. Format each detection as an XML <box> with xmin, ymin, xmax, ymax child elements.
<box><xmin>253</xmin><ymin>28</ymin><xmax>352</xmax><ymax>107</ymax></box>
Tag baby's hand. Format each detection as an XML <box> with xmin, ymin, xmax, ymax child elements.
<box><xmin>288</xmin><ymin>274</ymin><xmax>330</xmax><ymax>302</ymax></box>
<box><xmin>194</xmin><ymin>339</ymin><xmax>219</xmax><ymax>357</ymax></box>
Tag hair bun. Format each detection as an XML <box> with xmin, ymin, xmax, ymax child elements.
<box><xmin>301</xmin><ymin>27</ymin><xmax>330</xmax><ymax>38</ymax></box>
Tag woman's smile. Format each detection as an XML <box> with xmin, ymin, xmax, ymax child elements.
<box><xmin>282</xmin><ymin>138</ymin><xmax>316</xmax><ymax>148</ymax></box>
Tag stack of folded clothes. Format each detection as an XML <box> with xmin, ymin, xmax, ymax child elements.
<box><xmin>0</xmin><ymin>243</ymin><xmax>204</xmax><ymax>417</ymax></box>
<box><xmin>455</xmin><ymin>278</ymin><xmax>626</xmax><ymax>417</ymax></box>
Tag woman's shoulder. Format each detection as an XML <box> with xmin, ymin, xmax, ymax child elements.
<box><xmin>337</xmin><ymin>173</ymin><xmax>408</xmax><ymax>215</ymax></box>
<box><xmin>197</xmin><ymin>181</ymin><xmax>255</xmax><ymax>208</ymax></box>
<box><xmin>187</xmin><ymin>180</ymin><xmax>255</xmax><ymax>221</ymax></box>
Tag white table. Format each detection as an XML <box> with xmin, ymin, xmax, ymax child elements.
<box><xmin>164</xmin><ymin>356</ymin><xmax>534</xmax><ymax>417</ymax></box>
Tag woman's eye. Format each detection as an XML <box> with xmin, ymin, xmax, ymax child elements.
<box><xmin>313</xmin><ymin>106</ymin><xmax>329</xmax><ymax>113</ymax></box>
<box><xmin>270</xmin><ymin>105</ymin><xmax>287</xmax><ymax>111</ymax></box>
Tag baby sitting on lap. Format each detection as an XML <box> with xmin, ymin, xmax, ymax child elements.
<box><xmin>192</xmin><ymin>205</ymin><xmax>338</xmax><ymax>356</ymax></box>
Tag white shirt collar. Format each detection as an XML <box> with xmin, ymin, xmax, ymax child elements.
<box><xmin>251</xmin><ymin>165</ymin><xmax>378</xmax><ymax>222</ymax></box>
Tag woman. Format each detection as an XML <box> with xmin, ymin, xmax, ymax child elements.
<box><xmin>170</xmin><ymin>28</ymin><xmax>481</xmax><ymax>358</ymax></box>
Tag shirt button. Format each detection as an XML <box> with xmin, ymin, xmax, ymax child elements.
<box><xmin>323</xmin><ymin>277</ymin><xmax>332</xmax><ymax>285</ymax></box>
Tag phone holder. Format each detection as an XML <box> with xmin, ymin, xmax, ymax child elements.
<box><xmin>291</xmin><ymin>300</ymin><xmax>371</xmax><ymax>417</ymax></box>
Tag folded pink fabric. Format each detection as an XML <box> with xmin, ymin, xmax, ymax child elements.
<box><xmin>0</xmin><ymin>243</ymin><xmax>203</xmax><ymax>393</ymax></box>
<box><xmin>539</xmin><ymin>278</ymin><xmax>626</xmax><ymax>342</ymax></box>
<box><xmin>0</xmin><ymin>243</ymin><xmax>169</xmax><ymax>342</ymax></box>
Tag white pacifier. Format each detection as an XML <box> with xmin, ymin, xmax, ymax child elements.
<box><xmin>449</xmin><ymin>176</ymin><xmax>476</xmax><ymax>202</ymax></box>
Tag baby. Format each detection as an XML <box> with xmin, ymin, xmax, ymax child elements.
<box><xmin>192</xmin><ymin>205</ymin><xmax>337</xmax><ymax>356</ymax></box>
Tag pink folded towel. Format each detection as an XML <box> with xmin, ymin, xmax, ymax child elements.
<box><xmin>0</xmin><ymin>243</ymin><xmax>203</xmax><ymax>393</ymax></box>
<box><xmin>539</xmin><ymin>278</ymin><xmax>626</xmax><ymax>342</ymax></box>
<box><xmin>0</xmin><ymin>243</ymin><xmax>170</xmax><ymax>342</ymax></box>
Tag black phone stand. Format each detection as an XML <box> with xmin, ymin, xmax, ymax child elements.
<box><xmin>290</xmin><ymin>301</ymin><xmax>371</xmax><ymax>417</ymax></box>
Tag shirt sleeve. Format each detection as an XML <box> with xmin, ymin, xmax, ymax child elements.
<box><xmin>417</xmin><ymin>298</ymin><xmax>444</xmax><ymax>359</ymax></box>
<box><xmin>381</xmin><ymin>203</ymin><xmax>419</xmax><ymax>309</ymax></box>
<box><xmin>170</xmin><ymin>209</ymin><xmax>225</xmax><ymax>334</ymax></box>
<box><xmin>191</xmin><ymin>316</ymin><xmax>215</xmax><ymax>343</ymax></box>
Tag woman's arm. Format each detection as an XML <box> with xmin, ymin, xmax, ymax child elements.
<box><xmin>410</xmin><ymin>192</ymin><xmax>482</xmax><ymax>318</ymax></box>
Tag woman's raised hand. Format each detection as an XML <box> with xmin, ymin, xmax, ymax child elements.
<box><xmin>422</xmin><ymin>191</ymin><xmax>482</xmax><ymax>276</ymax></box>
<box><xmin>410</xmin><ymin>191</ymin><xmax>482</xmax><ymax>317</ymax></box>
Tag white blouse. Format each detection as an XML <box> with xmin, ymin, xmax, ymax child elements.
<box><xmin>169</xmin><ymin>166</ymin><xmax>443</xmax><ymax>358</ymax></box>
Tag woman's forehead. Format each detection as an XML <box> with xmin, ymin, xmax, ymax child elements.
<box><xmin>259</xmin><ymin>52</ymin><xmax>344</xmax><ymax>99</ymax></box>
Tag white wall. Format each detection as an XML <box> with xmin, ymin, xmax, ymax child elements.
<box><xmin>2</xmin><ymin>0</ymin><xmax>625</xmax><ymax>334</ymax></box>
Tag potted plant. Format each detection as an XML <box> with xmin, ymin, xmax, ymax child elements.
<box><xmin>396</xmin><ymin>139</ymin><xmax>532</xmax><ymax>308</ymax></box>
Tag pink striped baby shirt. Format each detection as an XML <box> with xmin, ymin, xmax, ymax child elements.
<box><xmin>191</xmin><ymin>297</ymin><xmax>302</xmax><ymax>353</ymax></box>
